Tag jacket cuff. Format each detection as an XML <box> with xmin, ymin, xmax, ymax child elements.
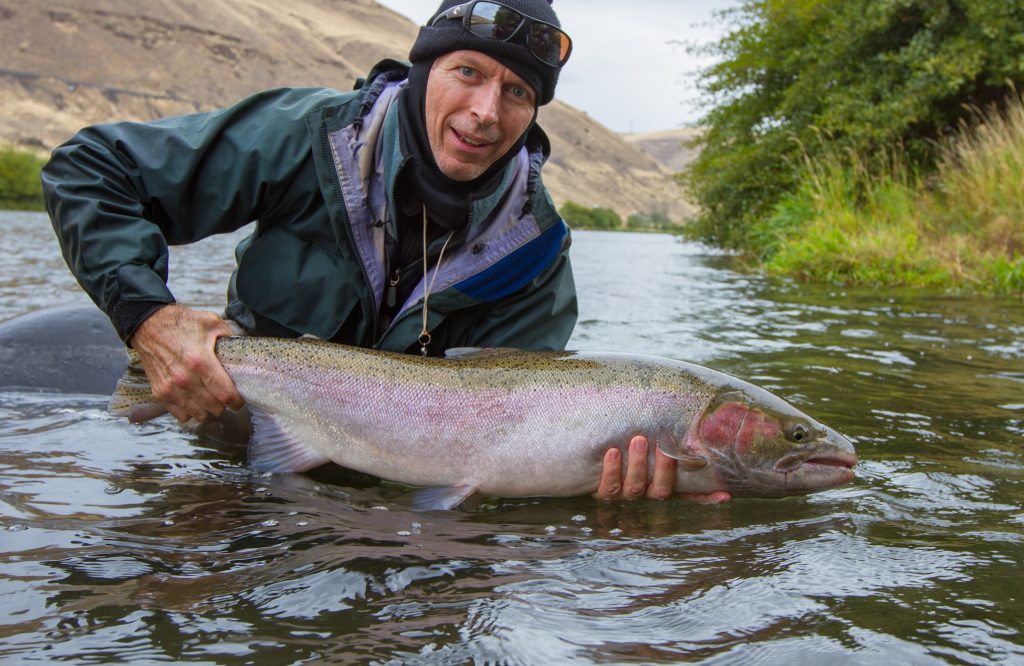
<box><xmin>108</xmin><ymin>263</ymin><xmax>176</xmax><ymax>343</ymax></box>
<box><xmin>109</xmin><ymin>296</ymin><xmax>173</xmax><ymax>344</ymax></box>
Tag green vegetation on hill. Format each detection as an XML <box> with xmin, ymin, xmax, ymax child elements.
<box><xmin>685</xmin><ymin>0</ymin><xmax>1024</xmax><ymax>294</ymax></box>
<box><xmin>559</xmin><ymin>201</ymin><xmax>681</xmax><ymax>234</ymax></box>
<box><xmin>0</xmin><ymin>147</ymin><xmax>46</xmax><ymax>211</ymax></box>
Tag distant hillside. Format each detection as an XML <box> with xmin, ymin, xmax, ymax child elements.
<box><xmin>623</xmin><ymin>128</ymin><xmax>703</xmax><ymax>174</ymax></box>
<box><xmin>0</xmin><ymin>0</ymin><xmax>693</xmax><ymax>221</ymax></box>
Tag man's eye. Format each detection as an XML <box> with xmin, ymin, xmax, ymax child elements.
<box><xmin>509</xmin><ymin>86</ymin><xmax>526</xmax><ymax>98</ymax></box>
<box><xmin>460</xmin><ymin>66</ymin><xmax>476</xmax><ymax>77</ymax></box>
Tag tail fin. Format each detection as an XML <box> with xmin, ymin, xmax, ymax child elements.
<box><xmin>108</xmin><ymin>348</ymin><xmax>169</xmax><ymax>423</ymax></box>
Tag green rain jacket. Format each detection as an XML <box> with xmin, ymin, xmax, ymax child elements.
<box><xmin>42</xmin><ymin>60</ymin><xmax>578</xmax><ymax>354</ymax></box>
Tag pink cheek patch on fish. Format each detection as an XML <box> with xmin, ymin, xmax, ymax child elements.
<box><xmin>700</xmin><ymin>402</ymin><xmax>781</xmax><ymax>455</ymax></box>
<box><xmin>700</xmin><ymin>402</ymin><xmax>746</xmax><ymax>451</ymax></box>
<box><xmin>735</xmin><ymin>410</ymin><xmax>782</xmax><ymax>455</ymax></box>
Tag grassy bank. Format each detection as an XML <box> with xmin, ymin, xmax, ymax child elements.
<box><xmin>0</xmin><ymin>147</ymin><xmax>47</xmax><ymax>211</ymax></box>
<box><xmin>754</xmin><ymin>93</ymin><xmax>1024</xmax><ymax>296</ymax></box>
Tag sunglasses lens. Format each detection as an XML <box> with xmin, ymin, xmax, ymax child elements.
<box><xmin>469</xmin><ymin>2</ymin><xmax>522</xmax><ymax>40</ymax></box>
<box><xmin>529</xmin><ymin>23</ymin><xmax>571</xmax><ymax>66</ymax></box>
<box><xmin>459</xmin><ymin>1</ymin><xmax>572</xmax><ymax>67</ymax></box>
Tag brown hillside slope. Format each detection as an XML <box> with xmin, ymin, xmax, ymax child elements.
<box><xmin>0</xmin><ymin>0</ymin><xmax>692</xmax><ymax>221</ymax></box>
<box><xmin>623</xmin><ymin>128</ymin><xmax>703</xmax><ymax>174</ymax></box>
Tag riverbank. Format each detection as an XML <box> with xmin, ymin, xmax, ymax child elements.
<box><xmin>746</xmin><ymin>94</ymin><xmax>1024</xmax><ymax>297</ymax></box>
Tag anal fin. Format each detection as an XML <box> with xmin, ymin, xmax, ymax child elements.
<box><xmin>410</xmin><ymin>484</ymin><xmax>478</xmax><ymax>511</ymax></box>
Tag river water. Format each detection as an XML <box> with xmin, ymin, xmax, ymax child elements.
<box><xmin>1</xmin><ymin>210</ymin><xmax>1022</xmax><ymax>664</ymax></box>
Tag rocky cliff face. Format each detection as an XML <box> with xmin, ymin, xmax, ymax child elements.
<box><xmin>0</xmin><ymin>0</ymin><xmax>693</xmax><ymax>220</ymax></box>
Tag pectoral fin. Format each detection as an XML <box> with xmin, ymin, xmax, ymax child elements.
<box><xmin>248</xmin><ymin>407</ymin><xmax>330</xmax><ymax>473</ymax></box>
<box><xmin>410</xmin><ymin>484</ymin><xmax>478</xmax><ymax>511</ymax></box>
<box><xmin>655</xmin><ymin>438</ymin><xmax>708</xmax><ymax>470</ymax></box>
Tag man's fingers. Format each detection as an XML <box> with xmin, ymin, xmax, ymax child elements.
<box><xmin>200</xmin><ymin>363</ymin><xmax>244</xmax><ymax>412</ymax></box>
<box><xmin>622</xmin><ymin>436</ymin><xmax>648</xmax><ymax>500</ymax></box>
<box><xmin>204</xmin><ymin>316</ymin><xmax>245</xmax><ymax>410</ymax></box>
<box><xmin>594</xmin><ymin>448</ymin><xmax>623</xmax><ymax>499</ymax></box>
<box><xmin>646</xmin><ymin>446</ymin><xmax>677</xmax><ymax>500</ymax></box>
<box><xmin>131</xmin><ymin>304</ymin><xmax>245</xmax><ymax>420</ymax></box>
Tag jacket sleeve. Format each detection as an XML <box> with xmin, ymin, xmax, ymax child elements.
<box><xmin>41</xmin><ymin>87</ymin><xmax>338</xmax><ymax>342</ymax></box>
<box><xmin>462</xmin><ymin>243</ymin><xmax>579</xmax><ymax>351</ymax></box>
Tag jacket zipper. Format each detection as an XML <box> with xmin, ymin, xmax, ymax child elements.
<box><xmin>321</xmin><ymin>120</ymin><xmax>379</xmax><ymax>341</ymax></box>
<box><xmin>385</xmin><ymin>267</ymin><xmax>400</xmax><ymax>308</ymax></box>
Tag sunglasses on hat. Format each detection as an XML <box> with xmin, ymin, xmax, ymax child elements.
<box><xmin>431</xmin><ymin>1</ymin><xmax>573</xmax><ymax>68</ymax></box>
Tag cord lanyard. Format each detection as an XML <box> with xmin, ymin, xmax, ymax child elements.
<box><xmin>419</xmin><ymin>208</ymin><xmax>455</xmax><ymax>356</ymax></box>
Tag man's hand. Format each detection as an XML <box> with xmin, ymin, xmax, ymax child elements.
<box><xmin>129</xmin><ymin>304</ymin><xmax>244</xmax><ymax>423</ymax></box>
<box><xmin>594</xmin><ymin>436</ymin><xmax>731</xmax><ymax>504</ymax></box>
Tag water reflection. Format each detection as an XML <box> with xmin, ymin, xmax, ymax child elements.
<box><xmin>1</xmin><ymin>215</ymin><xmax>1023</xmax><ymax>662</ymax></box>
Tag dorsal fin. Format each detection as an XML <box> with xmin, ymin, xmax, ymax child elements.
<box><xmin>444</xmin><ymin>347</ymin><xmax>522</xmax><ymax>359</ymax></box>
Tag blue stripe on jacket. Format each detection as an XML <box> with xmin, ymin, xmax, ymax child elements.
<box><xmin>457</xmin><ymin>221</ymin><xmax>568</xmax><ymax>302</ymax></box>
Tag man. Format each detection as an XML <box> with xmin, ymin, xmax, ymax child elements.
<box><xmin>43</xmin><ymin>0</ymin><xmax>695</xmax><ymax>502</ymax></box>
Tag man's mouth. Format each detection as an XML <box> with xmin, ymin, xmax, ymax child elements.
<box><xmin>453</xmin><ymin>128</ymin><xmax>494</xmax><ymax>149</ymax></box>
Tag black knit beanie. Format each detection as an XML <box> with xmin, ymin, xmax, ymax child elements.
<box><xmin>410</xmin><ymin>0</ymin><xmax>566</xmax><ymax>105</ymax></box>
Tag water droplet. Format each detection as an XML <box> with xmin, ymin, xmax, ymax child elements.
<box><xmin>287</xmin><ymin>511</ymin><xmax>298</xmax><ymax>516</ymax></box>
<box><xmin>396</xmin><ymin>530</ymin><xmax>412</xmax><ymax>536</ymax></box>
<box><xmin>7</xmin><ymin>524</ymin><xmax>27</xmax><ymax>532</ymax></box>
<box><xmin>103</xmin><ymin>485</ymin><xmax>123</xmax><ymax>495</ymax></box>
<box><xmin>296</xmin><ymin>521</ymin><xmax>309</xmax><ymax>527</ymax></box>
<box><xmin>162</xmin><ymin>519</ymin><xmax>175</xmax><ymax>526</ymax></box>
<box><xmin>371</xmin><ymin>506</ymin><xmax>389</xmax><ymax>511</ymax></box>
<box><xmin>580</xmin><ymin>527</ymin><xmax>592</xmax><ymax>534</ymax></box>
<box><xmin>255</xmin><ymin>487</ymin><xmax>267</xmax><ymax>493</ymax></box>
<box><xmin>261</xmin><ymin>519</ymin><xmax>278</xmax><ymax>528</ymax></box>
<box><xmin>571</xmin><ymin>514</ymin><xmax>586</xmax><ymax>523</ymax></box>
<box><xmin>545</xmin><ymin>525</ymin><xmax>557</xmax><ymax>533</ymax></box>
<box><xmin>609</xmin><ymin>528</ymin><xmax>623</xmax><ymax>536</ymax></box>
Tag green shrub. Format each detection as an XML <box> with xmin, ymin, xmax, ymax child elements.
<box><xmin>0</xmin><ymin>147</ymin><xmax>46</xmax><ymax>211</ymax></box>
<box><xmin>558</xmin><ymin>201</ymin><xmax>623</xmax><ymax>230</ymax></box>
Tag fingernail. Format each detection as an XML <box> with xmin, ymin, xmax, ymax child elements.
<box><xmin>607</xmin><ymin>448</ymin><xmax>620</xmax><ymax>462</ymax></box>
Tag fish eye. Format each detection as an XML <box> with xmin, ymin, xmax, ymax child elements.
<box><xmin>788</xmin><ymin>424</ymin><xmax>810</xmax><ymax>443</ymax></box>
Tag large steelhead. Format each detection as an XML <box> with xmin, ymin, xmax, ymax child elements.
<box><xmin>111</xmin><ymin>337</ymin><xmax>857</xmax><ymax>508</ymax></box>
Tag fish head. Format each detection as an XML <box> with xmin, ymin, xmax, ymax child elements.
<box><xmin>683</xmin><ymin>384</ymin><xmax>857</xmax><ymax>497</ymax></box>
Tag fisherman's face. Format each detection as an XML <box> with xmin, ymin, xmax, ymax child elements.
<box><xmin>425</xmin><ymin>50</ymin><xmax>537</xmax><ymax>182</ymax></box>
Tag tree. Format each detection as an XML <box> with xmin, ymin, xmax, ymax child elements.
<box><xmin>686</xmin><ymin>0</ymin><xmax>1024</xmax><ymax>250</ymax></box>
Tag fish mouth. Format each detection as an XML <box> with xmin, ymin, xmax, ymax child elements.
<box><xmin>773</xmin><ymin>449</ymin><xmax>858</xmax><ymax>490</ymax></box>
<box><xmin>775</xmin><ymin>449</ymin><xmax>858</xmax><ymax>473</ymax></box>
<box><xmin>802</xmin><ymin>452</ymin><xmax>859</xmax><ymax>470</ymax></box>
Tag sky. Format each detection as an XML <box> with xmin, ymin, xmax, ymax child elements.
<box><xmin>377</xmin><ymin>0</ymin><xmax>739</xmax><ymax>134</ymax></box>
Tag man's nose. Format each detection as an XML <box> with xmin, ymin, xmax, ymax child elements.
<box><xmin>469</xmin><ymin>81</ymin><xmax>501</xmax><ymax>126</ymax></box>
